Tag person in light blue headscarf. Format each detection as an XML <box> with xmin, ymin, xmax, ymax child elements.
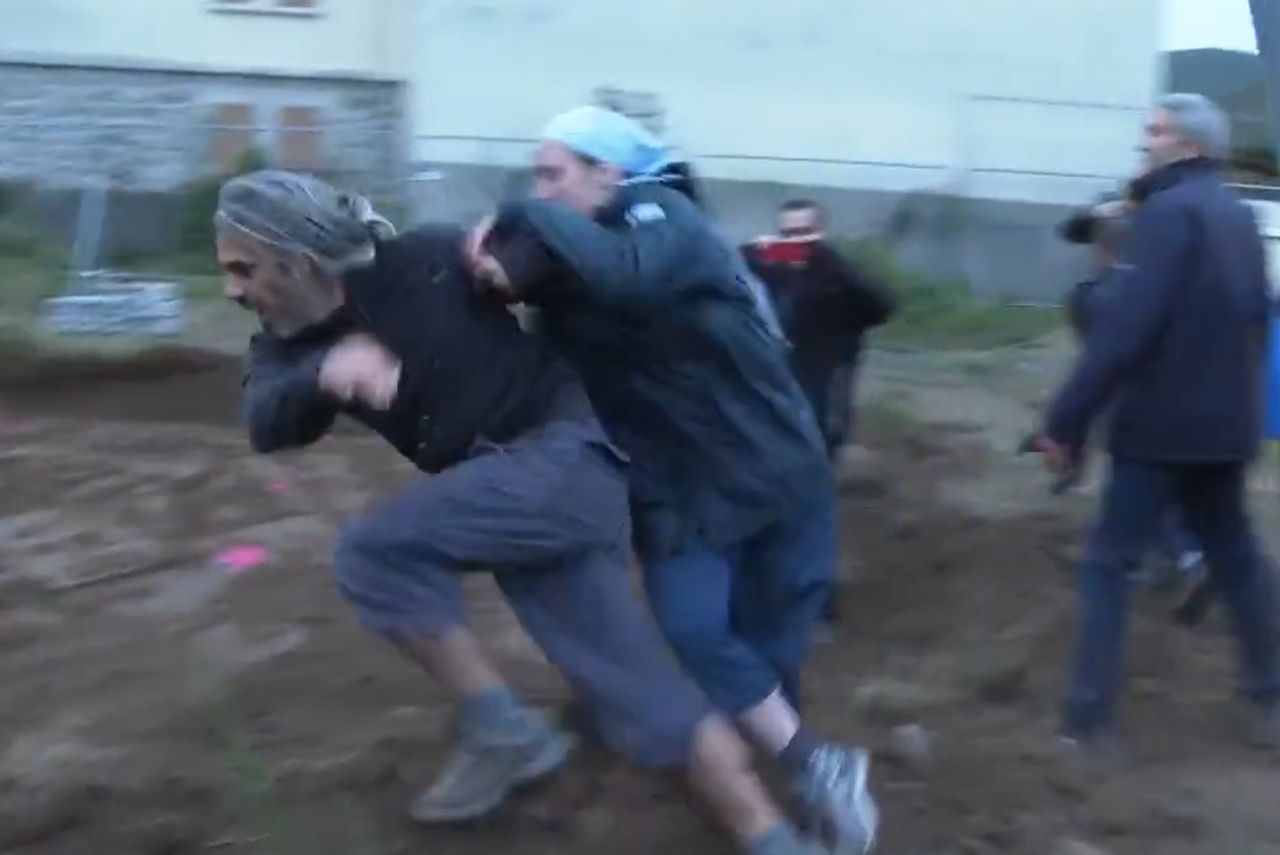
<box><xmin>540</xmin><ymin>104</ymin><xmax>671</xmax><ymax>176</ymax></box>
<box><xmin>532</xmin><ymin>106</ymin><xmax>786</xmax><ymax>339</ymax></box>
<box><xmin>468</xmin><ymin>106</ymin><xmax>879</xmax><ymax>855</ymax></box>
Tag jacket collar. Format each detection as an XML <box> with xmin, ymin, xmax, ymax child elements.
<box><xmin>1131</xmin><ymin>156</ymin><xmax>1216</xmax><ymax>201</ymax></box>
<box><xmin>596</xmin><ymin>185</ymin><xmax>637</xmax><ymax>226</ymax></box>
<box><xmin>341</xmin><ymin>239</ymin><xmax>401</xmax><ymax>321</ymax></box>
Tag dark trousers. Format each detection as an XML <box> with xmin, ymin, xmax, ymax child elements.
<box><xmin>1065</xmin><ymin>458</ymin><xmax>1280</xmax><ymax>734</ymax></box>
<box><xmin>794</xmin><ymin>352</ymin><xmax>859</xmax><ymax>624</ymax></box>
<box><xmin>333</xmin><ymin>418</ymin><xmax>709</xmax><ymax>767</ymax></box>
<box><xmin>642</xmin><ymin>488</ymin><xmax>836</xmax><ymax>715</ymax></box>
<box><xmin>795</xmin><ymin>351</ymin><xmax>859</xmax><ymax>457</ymax></box>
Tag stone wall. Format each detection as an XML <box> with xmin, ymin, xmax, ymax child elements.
<box><xmin>0</xmin><ymin>61</ymin><xmax>405</xmax><ymax>196</ymax></box>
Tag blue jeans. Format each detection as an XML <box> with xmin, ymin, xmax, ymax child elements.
<box><xmin>642</xmin><ymin>488</ymin><xmax>837</xmax><ymax>716</ymax></box>
<box><xmin>1065</xmin><ymin>458</ymin><xmax>1279</xmax><ymax>735</ymax></box>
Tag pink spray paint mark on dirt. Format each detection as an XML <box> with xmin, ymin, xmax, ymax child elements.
<box><xmin>214</xmin><ymin>544</ymin><xmax>271</xmax><ymax>576</ymax></box>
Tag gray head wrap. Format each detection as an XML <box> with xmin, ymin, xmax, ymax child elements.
<box><xmin>214</xmin><ymin>170</ymin><xmax>396</xmax><ymax>275</ymax></box>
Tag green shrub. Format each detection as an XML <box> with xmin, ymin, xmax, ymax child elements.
<box><xmin>830</xmin><ymin>238</ymin><xmax>1060</xmax><ymax>350</ymax></box>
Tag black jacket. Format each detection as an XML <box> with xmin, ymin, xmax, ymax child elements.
<box><xmin>487</xmin><ymin>184</ymin><xmax>832</xmax><ymax>558</ymax></box>
<box><xmin>242</xmin><ymin>226</ymin><xmax>588</xmax><ymax>472</ymax></box>
<box><xmin>742</xmin><ymin>241</ymin><xmax>896</xmax><ymax>372</ymax></box>
<box><xmin>1046</xmin><ymin>158</ymin><xmax>1271</xmax><ymax>463</ymax></box>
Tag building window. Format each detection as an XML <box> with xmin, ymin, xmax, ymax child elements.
<box><xmin>207</xmin><ymin>0</ymin><xmax>323</xmax><ymax>16</ymax></box>
<box><xmin>209</xmin><ymin>103</ymin><xmax>257</xmax><ymax>172</ymax></box>
<box><xmin>278</xmin><ymin>106</ymin><xmax>323</xmax><ymax>171</ymax></box>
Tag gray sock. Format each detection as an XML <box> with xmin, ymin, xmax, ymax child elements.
<box><xmin>747</xmin><ymin>823</ymin><xmax>805</xmax><ymax>855</ymax></box>
<box><xmin>459</xmin><ymin>686</ymin><xmax>531</xmax><ymax>736</ymax></box>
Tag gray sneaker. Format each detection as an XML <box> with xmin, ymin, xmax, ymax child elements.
<box><xmin>795</xmin><ymin>745</ymin><xmax>879</xmax><ymax>855</ymax></box>
<box><xmin>409</xmin><ymin>714</ymin><xmax>571</xmax><ymax>824</ymax></box>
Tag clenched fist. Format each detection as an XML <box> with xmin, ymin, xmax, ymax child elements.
<box><xmin>318</xmin><ymin>333</ymin><xmax>402</xmax><ymax>410</ymax></box>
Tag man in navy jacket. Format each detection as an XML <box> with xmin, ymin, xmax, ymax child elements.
<box><xmin>1038</xmin><ymin>94</ymin><xmax>1278</xmax><ymax>749</ymax></box>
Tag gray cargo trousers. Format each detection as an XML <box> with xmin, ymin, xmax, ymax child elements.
<box><xmin>334</xmin><ymin>416</ymin><xmax>709</xmax><ymax>767</ymax></box>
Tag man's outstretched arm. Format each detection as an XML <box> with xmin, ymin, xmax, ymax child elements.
<box><xmin>241</xmin><ymin>334</ymin><xmax>338</xmax><ymax>453</ymax></box>
<box><xmin>485</xmin><ymin>194</ymin><xmax>710</xmax><ymax>305</ymax></box>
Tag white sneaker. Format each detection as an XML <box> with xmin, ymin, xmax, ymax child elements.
<box><xmin>796</xmin><ymin>745</ymin><xmax>879</xmax><ymax>854</ymax></box>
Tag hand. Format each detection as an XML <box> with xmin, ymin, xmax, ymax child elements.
<box><xmin>466</xmin><ymin>216</ymin><xmax>515</xmax><ymax>297</ymax></box>
<box><xmin>1029</xmin><ymin>434</ymin><xmax>1073</xmax><ymax>477</ymax></box>
<box><xmin>473</xmin><ymin>251</ymin><xmax>513</xmax><ymax>294</ymax></box>
<box><xmin>318</xmin><ymin>334</ymin><xmax>402</xmax><ymax>410</ymax></box>
<box><xmin>465</xmin><ymin>215</ymin><xmax>495</xmax><ymax>269</ymax></box>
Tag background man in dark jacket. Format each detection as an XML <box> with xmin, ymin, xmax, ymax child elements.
<box><xmin>1036</xmin><ymin>94</ymin><xmax>1279</xmax><ymax>750</ymax></box>
<box><xmin>742</xmin><ymin>199</ymin><xmax>897</xmax><ymax>460</ymax></box>
<box><xmin>217</xmin><ymin>171</ymin><xmax>824</xmax><ymax>855</ymax></box>
<box><xmin>1057</xmin><ymin>198</ymin><xmax>1206</xmax><ymax>602</ymax></box>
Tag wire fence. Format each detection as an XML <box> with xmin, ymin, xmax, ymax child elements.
<box><xmin>0</xmin><ymin>115</ymin><xmax>406</xmax><ymax>271</ymax></box>
<box><xmin>0</xmin><ymin>91</ymin><xmax>1168</xmax><ymax>318</ymax></box>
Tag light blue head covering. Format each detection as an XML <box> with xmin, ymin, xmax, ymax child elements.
<box><xmin>542</xmin><ymin>105</ymin><xmax>670</xmax><ymax>176</ymax></box>
<box><xmin>540</xmin><ymin>106</ymin><xmax>787</xmax><ymax>343</ymax></box>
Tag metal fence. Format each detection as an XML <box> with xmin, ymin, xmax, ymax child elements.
<box><xmin>0</xmin><ymin>93</ymin><xmax>1153</xmax><ymax>312</ymax></box>
<box><xmin>0</xmin><ymin>115</ymin><xmax>408</xmax><ymax>269</ymax></box>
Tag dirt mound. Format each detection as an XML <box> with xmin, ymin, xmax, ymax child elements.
<box><xmin>0</xmin><ymin>341</ymin><xmax>245</xmax><ymax>426</ymax></box>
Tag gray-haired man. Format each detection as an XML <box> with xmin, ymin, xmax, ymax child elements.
<box><xmin>216</xmin><ymin>170</ymin><xmax>825</xmax><ymax>855</ymax></box>
<box><xmin>1036</xmin><ymin>94</ymin><xmax>1279</xmax><ymax>752</ymax></box>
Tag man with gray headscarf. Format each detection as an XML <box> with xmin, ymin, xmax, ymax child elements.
<box><xmin>469</xmin><ymin>107</ymin><xmax>878</xmax><ymax>854</ymax></box>
<box><xmin>217</xmin><ymin>170</ymin><xmax>828</xmax><ymax>855</ymax></box>
<box><xmin>1033</xmin><ymin>94</ymin><xmax>1279</xmax><ymax>753</ymax></box>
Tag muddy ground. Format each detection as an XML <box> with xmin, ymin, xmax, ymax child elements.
<box><xmin>2</xmin><ymin>339</ymin><xmax>1279</xmax><ymax>855</ymax></box>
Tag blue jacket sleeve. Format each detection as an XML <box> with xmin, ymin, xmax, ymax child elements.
<box><xmin>241</xmin><ymin>334</ymin><xmax>338</xmax><ymax>453</ymax></box>
<box><xmin>1045</xmin><ymin>199</ymin><xmax>1190</xmax><ymax>447</ymax></box>
<box><xmin>493</xmin><ymin>194</ymin><xmax>711</xmax><ymax>306</ymax></box>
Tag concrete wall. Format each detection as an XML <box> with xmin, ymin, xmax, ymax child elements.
<box><xmin>407</xmin><ymin>162</ymin><xmax>1086</xmax><ymax>303</ymax></box>
<box><xmin>0</xmin><ymin>0</ymin><xmax>414</xmax><ymax>81</ymax></box>
<box><xmin>0</xmin><ymin>62</ymin><xmax>404</xmax><ymax>193</ymax></box>
<box><xmin>409</xmin><ymin>0</ymin><xmax>1163</xmax><ymax>204</ymax></box>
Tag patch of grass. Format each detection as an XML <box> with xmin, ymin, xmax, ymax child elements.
<box><xmin>204</xmin><ymin>694</ymin><xmax>381</xmax><ymax>855</ymax></box>
<box><xmin>883</xmin><ymin>290</ymin><xmax>1060</xmax><ymax>351</ymax></box>
<box><xmin>208</xmin><ymin>696</ymin><xmax>308</xmax><ymax>855</ymax></box>
<box><xmin>956</xmin><ymin>355</ymin><xmax>1003</xmax><ymax>378</ymax></box>
<box><xmin>0</xmin><ymin>256</ymin><xmax>63</xmax><ymax>318</ymax></box>
<box><xmin>863</xmin><ymin>389</ymin><xmax>924</xmax><ymax>438</ymax></box>
<box><xmin>121</xmin><ymin>265</ymin><xmax>224</xmax><ymax>302</ymax></box>
<box><xmin>834</xmin><ymin>239</ymin><xmax>1062</xmax><ymax>351</ymax></box>
<box><xmin>117</xmin><ymin>248</ymin><xmax>222</xmax><ymax>278</ymax></box>
<box><xmin>0</xmin><ymin>221</ymin><xmax>68</xmax><ymax>317</ymax></box>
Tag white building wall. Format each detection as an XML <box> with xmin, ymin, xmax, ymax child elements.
<box><xmin>410</xmin><ymin>0</ymin><xmax>1163</xmax><ymax>203</ymax></box>
<box><xmin>0</xmin><ymin>0</ymin><xmax>414</xmax><ymax>81</ymax></box>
